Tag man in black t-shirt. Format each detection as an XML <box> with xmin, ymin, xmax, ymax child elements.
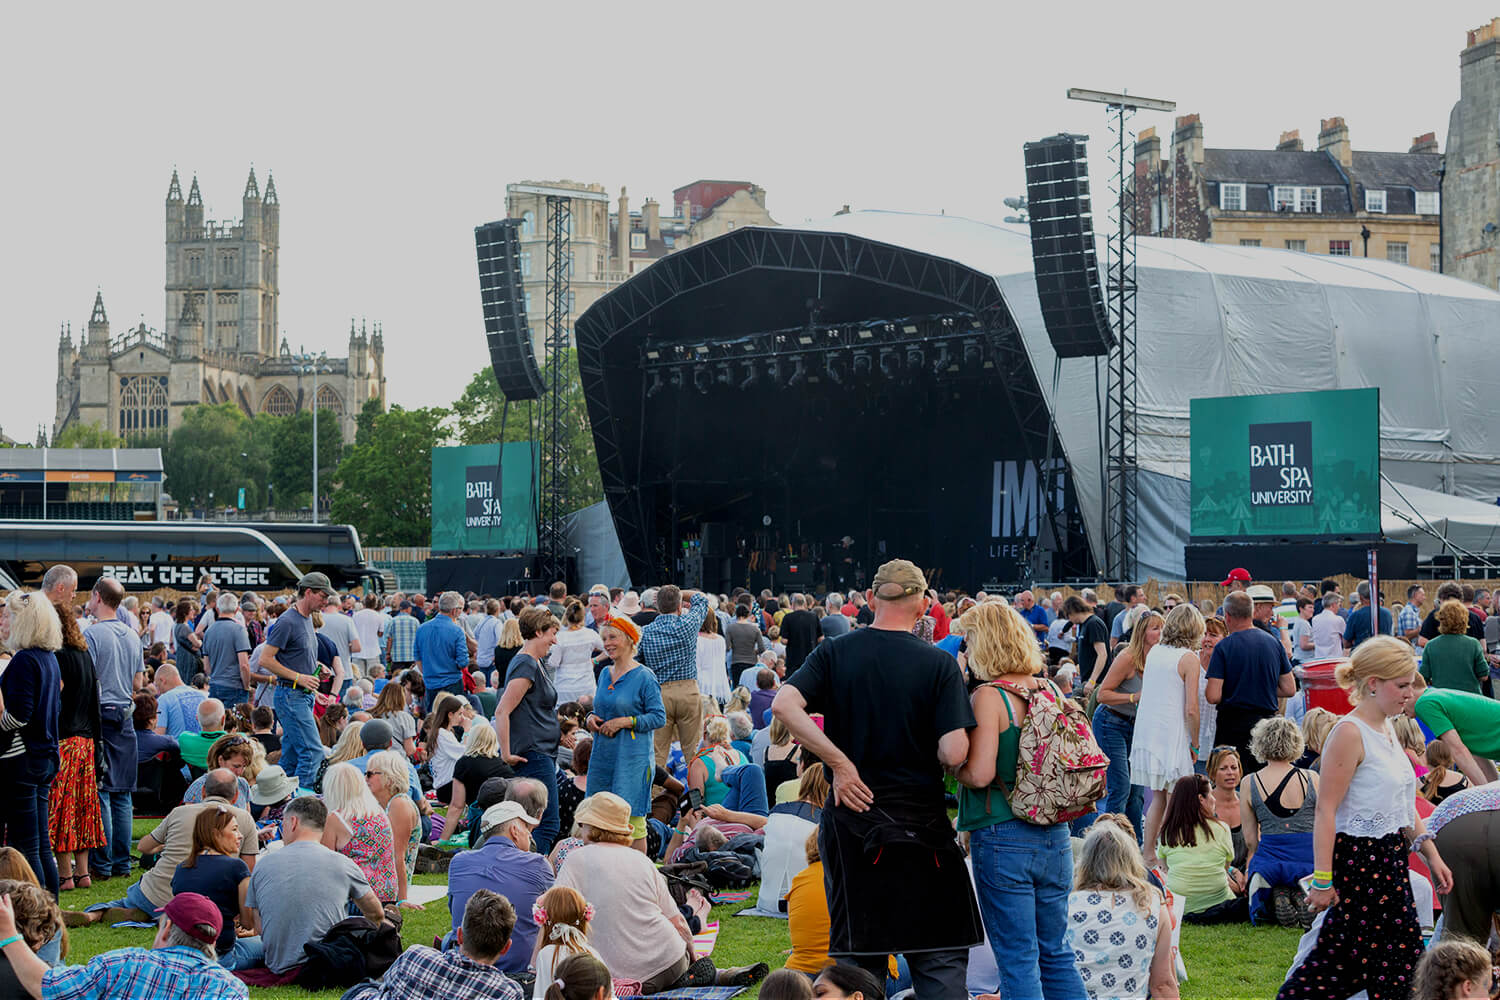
<box><xmin>778</xmin><ymin>594</ymin><xmax>821</xmax><ymax>675</ymax></box>
<box><xmin>1063</xmin><ymin>595</ymin><xmax>1109</xmax><ymax>684</ymax></box>
<box><xmin>774</xmin><ymin>559</ymin><xmax>980</xmax><ymax>998</ymax></box>
<box><xmin>1418</xmin><ymin>581</ymin><xmax>1486</xmax><ymax>647</ymax></box>
<box><xmin>1207</xmin><ymin>591</ymin><xmax>1294</xmax><ymax>775</ymax></box>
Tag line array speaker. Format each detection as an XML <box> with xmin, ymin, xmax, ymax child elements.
<box><xmin>475</xmin><ymin>219</ymin><xmax>543</xmax><ymax>401</ymax></box>
<box><xmin>1023</xmin><ymin>134</ymin><xmax>1114</xmax><ymax>359</ymax></box>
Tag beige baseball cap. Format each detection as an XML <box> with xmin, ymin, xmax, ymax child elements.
<box><xmin>872</xmin><ymin>559</ymin><xmax>928</xmax><ymax>600</ymax></box>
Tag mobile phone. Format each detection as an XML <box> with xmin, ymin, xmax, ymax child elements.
<box><xmin>685</xmin><ymin>788</ymin><xmax>703</xmax><ymax>812</ymax></box>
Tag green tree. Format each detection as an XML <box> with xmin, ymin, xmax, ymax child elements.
<box><xmin>452</xmin><ymin>351</ymin><xmax>601</xmax><ymax>512</ymax></box>
<box><xmin>269</xmin><ymin>409</ymin><xmax>344</xmax><ymax>512</ymax></box>
<box><xmin>53</xmin><ymin>423</ymin><xmax>122</xmax><ymax>448</ymax></box>
<box><xmin>330</xmin><ymin>405</ymin><xmax>448</xmax><ymax>545</ymax></box>
<box><xmin>160</xmin><ymin>404</ymin><xmax>249</xmax><ymax>508</ymax></box>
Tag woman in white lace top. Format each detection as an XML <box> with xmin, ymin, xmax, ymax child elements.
<box><xmin>1277</xmin><ymin>637</ymin><xmax>1452</xmax><ymax>1000</ymax></box>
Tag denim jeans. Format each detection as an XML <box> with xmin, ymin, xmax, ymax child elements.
<box><xmin>86</xmin><ymin>879</ymin><xmax>158</xmax><ymax>917</ymax></box>
<box><xmin>4</xmin><ymin>778</ymin><xmax>58</xmax><ymax>897</ymax></box>
<box><xmin>209</xmin><ymin>684</ymin><xmax>251</xmax><ymax>709</ymax></box>
<box><xmin>1090</xmin><ymin>704</ymin><xmax>1145</xmax><ymax>840</ymax></box>
<box><xmin>970</xmin><ymin>820</ymin><xmax>1087</xmax><ymax>1000</ymax></box>
<box><xmin>93</xmin><ymin>790</ymin><xmax>135</xmax><ymax>878</ymax></box>
<box><xmin>219</xmin><ymin>935</ymin><xmax>264</xmax><ymax>971</ymax></box>
<box><xmin>273</xmin><ymin>685</ymin><xmax>322</xmax><ymax>790</ymax></box>
<box><xmin>511</xmin><ymin>753</ymin><xmax>559</xmax><ymax>854</ymax></box>
<box><xmin>425</xmin><ymin>681</ymin><xmax>481</xmax><ymax>715</ymax></box>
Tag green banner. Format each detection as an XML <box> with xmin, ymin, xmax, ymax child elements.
<box><xmin>1190</xmin><ymin>388</ymin><xmax>1380</xmax><ymax>540</ymax></box>
<box><xmin>430</xmin><ymin>443</ymin><xmax>537</xmax><ymax>553</ymax></box>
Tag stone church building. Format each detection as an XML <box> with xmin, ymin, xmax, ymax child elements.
<box><xmin>54</xmin><ymin>168</ymin><xmax>385</xmax><ymax>444</ymax></box>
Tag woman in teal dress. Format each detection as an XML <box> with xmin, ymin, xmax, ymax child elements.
<box><xmin>586</xmin><ymin>616</ymin><xmax>666</xmax><ymax>852</ymax></box>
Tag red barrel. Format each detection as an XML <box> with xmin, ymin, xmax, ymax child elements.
<box><xmin>1300</xmin><ymin>658</ymin><xmax>1354</xmax><ymax>715</ymax></box>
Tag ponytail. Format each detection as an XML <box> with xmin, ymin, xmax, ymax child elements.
<box><xmin>1421</xmin><ymin>740</ymin><xmax>1455</xmax><ymax>801</ymax></box>
<box><xmin>546</xmin><ymin>953</ymin><xmax>610</xmax><ymax>1000</ymax></box>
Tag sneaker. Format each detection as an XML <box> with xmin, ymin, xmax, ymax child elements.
<box><xmin>1272</xmin><ymin>885</ymin><xmax>1299</xmax><ymax>928</ymax></box>
<box><xmin>1290</xmin><ymin>886</ymin><xmax>1313</xmax><ymax>930</ymax></box>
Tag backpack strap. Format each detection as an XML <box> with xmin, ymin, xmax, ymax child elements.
<box><xmin>986</xmin><ymin>680</ymin><xmax>1032</xmax><ymax>809</ymax></box>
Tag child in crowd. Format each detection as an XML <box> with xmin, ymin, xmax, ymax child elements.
<box><xmin>1411</xmin><ymin>938</ymin><xmax>1492</xmax><ymax>1000</ymax></box>
<box><xmin>531</xmin><ymin>887</ymin><xmax>610</xmax><ymax>1000</ymax></box>
<box><xmin>759</xmin><ymin>969</ymin><xmax>815</xmax><ymax>1000</ymax></box>
<box><xmin>543</xmin><ymin>953</ymin><xmax>613</xmax><ymax>1000</ymax></box>
<box><xmin>1421</xmin><ymin>740</ymin><xmax>1470</xmax><ymax>804</ymax></box>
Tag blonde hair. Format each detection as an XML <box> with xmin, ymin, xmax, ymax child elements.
<box><xmin>327</xmin><ymin>721</ymin><xmax>367</xmax><ymax>765</ymax></box>
<box><xmin>797</xmin><ymin>762</ymin><xmax>829</xmax><ymax>809</ymax></box>
<box><xmin>366</xmin><ymin>749</ymin><xmax>409</xmax><ymax>799</ymax></box>
<box><xmin>1391</xmin><ymin>716</ymin><xmax>1426</xmax><ymax>755</ymax></box>
<box><xmin>1122</xmin><ymin>609</ymin><xmax>1164</xmax><ymax>673</ymax></box>
<box><xmin>724</xmin><ymin>688</ymin><xmax>751</xmax><ymax>715</ymax></box>
<box><xmin>1075</xmin><ymin>822</ymin><xmax>1158</xmax><ymax>910</ymax></box>
<box><xmin>1159</xmin><ymin>603</ymin><xmax>1205</xmax><ymax>651</ymax></box>
<box><xmin>1335</xmin><ymin>635</ymin><xmax>1417</xmax><ymax>704</ymax></box>
<box><xmin>1249</xmin><ymin>715</ymin><xmax>1304</xmax><ymax>764</ymax></box>
<box><xmin>768</xmin><ymin>718</ymin><xmax>793</xmax><ymax>747</ymax></box>
<box><xmin>1301</xmin><ymin>708</ymin><xmax>1337</xmax><ymax>754</ymax></box>
<box><xmin>704</xmin><ymin>715</ymin><xmax>732</xmax><ymax>747</ymax></box>
<box><xmin>244</xmin><ymin>739</ymin><xmax>268</xmax><ymax>784</ymax></box>
<box><xmin>4</xmin><ymin>591</ymin><xmax>62</xmax><ymax>653</ymax></box>
<box><xmin>323</xmin><ymin>761</ymin><xmax>382</xmax><ymax>819</ymax></box>
<box><xmin>498</xmin><ymin>618</ymin><xmax>522</xmax><ymax>649</ymax></box>
<box><xmin>1422</xmin><ymin>740</ymin><xmax>1458</xmax><ymax>801</ymax></box>
<box><xmin>960</xmin><ymin>601</ymin><xmax>1043</xmax><ymax>680</ymax></box>
<box><xmin>463</xmin><ymin>719</ymin><xmax>500</xmax><ymax>758</ymax></box>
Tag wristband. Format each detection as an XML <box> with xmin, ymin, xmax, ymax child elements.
<box><xmin>1312</xmin><ymin>870</ymin><xmax>1333</xmax><ymax>880</ymax></box>
<box><xmin>0</xmin><ymin>935</ymin><xmax>20</xmax><ymax>949</ymax></box>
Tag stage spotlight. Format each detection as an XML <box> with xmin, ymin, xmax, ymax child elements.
<box><xmin>826</xmin><ymin>355</ymin><xmax>846</xmax><ymax>385</ymax></box>
<box><xmin>962</xmin><ymin>338</ymin><xmax>983</xmax><ymax>365</ymax></box>
<box><xmin>715</xmin><ymin>363</ymin><xmax>733</xmax><ymax>388</ymax></box>
<box><xmin>879</xmin><ymin>349</ymin><xmax>900</xmax><ymax>377</ymax></box>
<box><xmin>787</xmin><ymin>358</ymin><xmax>808</xmax><ymax>388</ymax></box>
<box><xmin>693</xmin><ymin>367</ymin><xmax>713</xmax><ymax>394</ymax></box>
<box><xmin>906</xmin><ymin>346</ymin><xmax>924</xmax><ymax>369</ymax></box>
<box><xmin>646</xmin><ymin>371</ymin><xmax>664</xmax><ymax>397</ymax></box>
<box><xmin>738</xmin><ymin>361</ymin><xmax>759</xmax><ymax>390</ymax></box>
<box><xmin>767</xmin><ymin>359</ymin><xmax>782</xmax><ymax>385</ymax></box>
<box><xmin>667</xmin><ymin>369</ymin><xmax>684</xmax><ymax>391</ymax></box>
<box><xmin>852</xmin><ymin>350</ymin><xmax>873</xmax><ymax>376</ymax></box>
<box><xmin>931</xmin><ymin>343</ymin><xmax>953</xmax><ymax>374</ymax></box>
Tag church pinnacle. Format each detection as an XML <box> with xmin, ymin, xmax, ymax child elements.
<box><xmin>244</xmin><ymin>166</ymin><xmax>260</xmax><ymax>200</ymax></box>
<box><xmin>167</xmin><ymin>168</ymin><xmax>183</xmax><ymax>203</ymax></box>
<box><xmin>187</xmin><ymin>175</ymin><xmax>202</xmax><ymax>207</ymax></box>
<box><xmin>90</xmin><ymin>290</ymin><xmax>107</xmax><ymax>326</ymax></box>
<box><xmin>263</xmin><ymin>172</ymin><xmax>278</xmax><ymax>205</ymax></box>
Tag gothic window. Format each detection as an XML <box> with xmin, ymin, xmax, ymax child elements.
<box><xmin>118</xmin><ymin>376</ymin><xmax>168</xmax><ymax>438</ymax></box>
<box><xmin>220</xmin><ymin>251</ymin><xmax>238</xmax><ymax>280</ymax></box>
<box><xmin>315</xmin><ymin>384</ymin><xmax>343</xmax><ymax>414</ymax></box>
<box><xmin>261</xmin><ymin>384</ymin><xmax>296</xmax><ymax>416</ymax></box>
<box><xmin>216</xmin><ymin>292</ymin><xmax>238</xmax><ymax>307</ymax></box>
<box><xmin>186</xmin><ymin>251</ymin><xmax>204</xmax><ymax>278</ymax></box>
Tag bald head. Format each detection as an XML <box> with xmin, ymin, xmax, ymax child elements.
<box><xmin>154</xmin><ymin>663</ymin><xmax>182</xmax><ymax>691</ymax></box>
<box><xmin>91</xmin><ymin>576</ymin><xmax>124</xmax><ymax>611</ymax></box>
<box><xmin>203</xmin><ymin>767</ymin><xmax>238</xmax><ymax>801</ymax></box>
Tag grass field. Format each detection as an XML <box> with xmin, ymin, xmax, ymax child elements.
<box><xmin>48</xmin><ymin>820</ymin><xmax>1302</xmax><ymax>999</ymax></box>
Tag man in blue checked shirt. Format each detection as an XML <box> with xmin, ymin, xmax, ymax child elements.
<box><xmin>0</xmin><ymin>889</ymin><xmax>248</xmax><ymax>999</ymax></box>
<box><xmin>344</xmin><ymin>889</ymin><xmax>522</xmax><ymax>1000</ymax></box>
<box><xmin>637</xmin><ymin>585</ymin><xmax>709</xmax><ymax>767</ymax></box>
<box><xmin>414</xmin><ymin>591</ymin><xmax>474</xmax><ymax>712</ymax></box>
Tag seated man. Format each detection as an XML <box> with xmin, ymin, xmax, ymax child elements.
<box><xmin>2</xmin><ymin>891</ymin><xmax>249</xmax><ymax>999</ymax></box>
<box><xmin>345</xmin><ymin>718</ymin><xmax>424</xmax><ymax>805</ymax></box>
<box><xmin>178</xmin><ymin>698</ymin><xmax>229</xmax><ymax>772</ymax></box>
<box><xmin>446</xmin><ymin>802</ymin><xmax>552</xmax><ymax>977</ymax></box>
<box><xmin>77</xmin><ymin>769</ymin><xmax>258</xmax><ymax>926</ymax></box>
<box><xmin>154</xmin><ymin>664</ymin><xmax>207</xmax><ymax>740</ymax></box>
<box><xmin>345</xmin><ymin>889</ymin><xmax>522</xmax><ymax>1000</ymax></box>
<box><xmin>244</xmin><ymin>797</ymin><xmax>385</xmax><ymax>975</ymax></box>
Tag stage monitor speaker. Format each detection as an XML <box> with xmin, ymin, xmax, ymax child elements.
<box><xmin>701</xmin><ymin>522</ymin><xmax>731</xmax><ymax>558</ymax></box>
<box><xmin>475</xmin><ymin>219</ymin><xmax>544</xmax><ymax>401</ymax></box>
<box><xmin>1023</xmin><ymin>134</ymin><xmax>1114</xmax><ymax>359</ymax></box>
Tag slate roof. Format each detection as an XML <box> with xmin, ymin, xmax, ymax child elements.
<box><xmin>1202</xmin><ymin>148</ymin><xmax>1348</xmax><ymax>186</ymax></box>
<box><xmin>1200</xmin><ymin>147</ymin><xmax>1440</xmax><ymax>216</ymax></box>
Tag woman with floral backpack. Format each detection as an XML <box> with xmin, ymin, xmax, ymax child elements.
<box><xmin>955</xmin><ymin>601</ymin><xmax>1089</xmax><ymax>1000</ymax></box>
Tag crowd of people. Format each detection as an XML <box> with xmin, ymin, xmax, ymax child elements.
<box><xmin>0</xmin><ymin>562</ymin><xmax>1496</xmax><ymax>998</ymax></box>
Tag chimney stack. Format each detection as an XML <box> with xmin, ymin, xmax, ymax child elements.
<box><xmin>1135</xmin><ymin>126</ymin><xmax>1162</xmax><ymax>170</ymax></box>
<box><xmin>644</xmin><ymin>198</ymin><xmax>660</xmax><ymax>241</ymax></box>
<box><xmin>616</xmin><ymin>186</ymin><xmax>629</xmax><ymax>271</ymax></box>
<box><xmin>1409</xmin><ymin>132</ymin><xmax>1439</xmax><ymax>154</ymax></box>
<box><xmin>1317</xmin><ymin>117</ymin><xmax>1352</xmax><ymax>168</ymax></box>
<box><xmin>1277</xmin><ymin>129</ymin><xmax>1303</xmax><ymax>152</ymax></box>
<box><xmin>1172</xmin><ymin>114</ymin><xmax>1204</xmax><ymax>167</ymax></box>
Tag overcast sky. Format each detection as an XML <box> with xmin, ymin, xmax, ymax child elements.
<box><xmin>6</xmin><ymin>1</ymin><xmax>1496</xmax><ymax>442</ymax></box>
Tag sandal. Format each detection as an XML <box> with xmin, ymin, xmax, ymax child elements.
<box><xmin>58</xmin><ymin>877</ymin><xmax>74</xmax><ymax>892</ymax></box>
<box><xmin>74</xmin><ymin>875</ymin><xmax>91</xmax><ymax>889</ymax></box>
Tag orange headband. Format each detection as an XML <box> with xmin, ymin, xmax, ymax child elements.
<box><xmin>604</xmin><ymin>615</ymin><xmax>641</xmax><ymax>645</ymax></box>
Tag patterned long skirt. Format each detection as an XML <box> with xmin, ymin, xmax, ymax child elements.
<box><xmin>1276</xmin><ymin>830</ymin><xmax>1422</xmax><ymax>1000</ymax></box>
<box><xmin>48</xmin><ymin>736</ymin><xmax>105</xmax><ymax>852</ymax></box>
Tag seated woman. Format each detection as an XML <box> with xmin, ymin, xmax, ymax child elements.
<box><xmin>181</xmin><ymin>734</ymin><xmax>255</xmax><ymax>809</ymax></box>
<box><xmin>1156</xmin><ymin>773</ymin><xmax>1247</xmax><ymax>924</ymax></box>
<box><xmin>784</xmin><ymin>831</ymin><xmax>829</xmax><ymax>977</ymax></box>
<box><xmin>1068</xmin><ymin>823</ymin><xmax>1178</xmax><ymax>1000</ymax></box>
<box><xmin>0</xmin><ymin>849</ymin><xmax>64</xmax><ymax>966</ymax></box>
<box><xmin>448</xmin><ymin>720</ymin><xmax>514</xmax><ymax>834</ymax></box>
<box><xmin>760</xmin><ymin>719</ymin><xmax>800</xmax><ymax>800</ymax></box>
<box><xmin>170</xmin><ymin>802</ymin><xmax>259</xmax><ymax>970</ymax></box>
<box><xmin>1296</xmin><ymin>708</ymin><xmax>1336</xmax><ymax>771</ymax></box>
<box><xmin>1240</xmin><ymin>716</ymin><xmax>1318</xmax><ymax>928</ymax></box>
<box><xmin>687</xmin><ymin>716</ymin><xmax>748</xmax><ymax>808</ymax></box>
<box><xmin>320</xmin><ymin>761</ymin><xmax>399</xmax><ymax>906</ymax></box>
<box><xmin>717</xmin><ymin>757</ymin><xmax>827</xmax><ymax>918</ymax></box>
<box><xmin>312</xmin><ymin>720</ymin><xmax>366</xmax><ymax>793</ymax></box>
<box><xmin>365</xmin><ymin>749</ymin><xmax>421</xmax><ymax>907</ymax></box>
<box><xmin>0</xmin><ymin>879</ymin><xmax>61</xmax><ymax>994</ymax></box>
<box><xmin>1421</xmin><ymin>740</ymin><xmax>1469</xmax><ymax>805</ymax></box>
<box><xmin>557</xmin><ymin>736</ymin><xmax>591</xmax><ymax>845</ymax></box>
<box><xmin>554</xmin><ymin>792</ymin><xmax>767</xmax><ymax>995</ymax></box>
<box><xmin>1206</xmin><ymin>746</ymin><xmax>1247</xmax><ymax>870</ymax></box>
<box><xmin>425</xmin><ymin>693</ymin><xmax>472</xmax><ymax>804</ymax></box>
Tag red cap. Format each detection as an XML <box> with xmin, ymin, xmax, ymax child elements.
<box><xmin>1221</xmin><ymin>567</ymin><xmax>1252</xmax><ymax>587</ymax></box>
<box><xmin>162</xmin><ymin>892</ymin><xmax>223</xmax><ymax>944</ymax></box>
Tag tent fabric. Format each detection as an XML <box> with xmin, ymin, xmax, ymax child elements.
<box><xmin>762</xmin><ymin>211</ymin><xmax>1500</xmax><ymax>575</ymax></box>
<box><xmin>1381</xmin><ymin>480</ymin><xmax>1500</xmax><ymax>564</ymax></box>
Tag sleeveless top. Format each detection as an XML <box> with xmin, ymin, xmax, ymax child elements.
<box><xmin>341</xmin><ymin>811</ymin><xmax>398</xmax><ymax>902</ymax></box>
<box><xmin>1248</xmin><ymin>767</ymin><xmax>1318</xmax><ymax>836</ymax></box>
<box><xmin>1108</xmin><ymin>670</ymin><xmax>1143</xmax><ymax>721</ymax></box>
<box><xmin>956</xmin><ymin>684</ymin><xmax>1024</xmax><ymax>831</ymax></box>
<box><xmin>386</xmin><ymin>796</ymin><xmax>420</xmax><ymax>882</ymax></box>
<box><xmin>1334</xmin><ymin>716</ymin><xmax>1416</xmax><ymax>838</ymax></box>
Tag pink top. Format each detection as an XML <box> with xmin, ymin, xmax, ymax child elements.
<box><xmin>341</xmin><ymin>811</ymin><xmax>398</xmax><ymax>903</ymax></box>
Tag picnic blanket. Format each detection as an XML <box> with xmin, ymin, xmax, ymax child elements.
<box><xmin>406</xmin><ymin>884</ymin><xmax>448</xmax><ymax>905</ymax></box>
<box><xmin>711</xmin><ymin>889</ymin><xmax>754</xmax><ymax>904</ymax></box>
<box><xmin>619</xmin><ymin>987</ymin><xmax>746</xmax><ymax>1000</ymax></box>
<box><xmin>692</xmin><ymin>919</ymin><xmax>720</xmax><ymax>960</ymax></box>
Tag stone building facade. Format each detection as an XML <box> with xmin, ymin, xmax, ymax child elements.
<box><xmin>1133</xmin><ymin>115</ymin><xmax>1441</xmax><ymax>268</ymax></box>
<box><xmin>55</xmin><ymin>169</ymin><xmax>386</xmax><ymax>443</ymax></box>
<box><xmin>1444</xmin><ymin>18</ymin><xmax>1500</xmax><ymax>289</ymax></box>
<box><xmin>504</xmin><ymin>178</ymin><xmax>775</xmax><ymax>350</ymax></box>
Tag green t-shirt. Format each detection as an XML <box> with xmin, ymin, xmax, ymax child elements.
<box><xmin>1419</xmin><ymin>634</ymin><xmax>1488</xmax><ymax>696</ymax></box>
<box><xmin>1415</xmin><ymin>688</ymin><xmax>1500</xmax><ymax>758</ymax></box>
<box><xmin>177</xmin><ymin>729</ymin><xmax>228</xmax><ymax>770</ymax></box>
<box><xmin>1157</xmin><ymin>820</ymin><xmax>1235</xmax><ymax>914</ymax></box>
<box><xmin>476</xmin><ymin>689</ymin><xmax>499</xmax><ymax>719</ymax></box>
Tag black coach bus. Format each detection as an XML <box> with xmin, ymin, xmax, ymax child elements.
<box><xmin>0</xmin><ymin>520</ymin><xmax>391</xmax><ymax>594</ymax></box>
